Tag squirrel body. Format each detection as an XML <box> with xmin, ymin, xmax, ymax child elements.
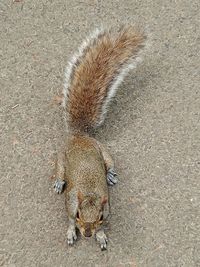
<box><xmin>54</xmin><ymin>26</ymin><xmax>146</xmax><ymax>250</ymax></box>
<box><xmin>65</xmin><ymin>135</ymin><xmax>108</xmax><ymax>199</ymax></box>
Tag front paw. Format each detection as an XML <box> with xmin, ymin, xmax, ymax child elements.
<box><xmin>96</xmin><ymin>230</ymin><xmax>108</xmax><ymax>250</ymax></box>
<box><xmin>67</xmin><ymin>227</ymin><xmax>77</xmax><ymax>246</ymax></box>
<box><xmin>53</xmin><ymin>179</ymin><xmax>66</xmax><ymax>194</ymax></box>
<box><xmin>107</xmin><ymin>168</ymin><xmax>118</xmax><ymax>186</ymax></box>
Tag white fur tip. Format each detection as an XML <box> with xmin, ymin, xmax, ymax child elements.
<box><xmin>62</xmin><ymin>26</ymin><xmax>150</xmax><ymax>128</ymax></box>
<box><xmin>62</xmin><ymin>28</ymin><xmax>105</xmax><ymax>108</ymax></box>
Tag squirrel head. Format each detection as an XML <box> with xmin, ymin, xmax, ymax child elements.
<box><xmin>76</xmin><ymin>191</ymin><xmax>107</xmax><ymax>237</ymax></box>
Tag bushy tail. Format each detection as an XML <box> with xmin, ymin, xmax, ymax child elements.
<box><xmin>63</xmin><ymin>26</ymin><xmax>147</xmax><ymax>132</ymax></box>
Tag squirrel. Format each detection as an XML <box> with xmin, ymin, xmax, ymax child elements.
<box><xmin>53</xmin><ymin>26</ymin><xmax>147</xmax><ymax>250</ymax></box>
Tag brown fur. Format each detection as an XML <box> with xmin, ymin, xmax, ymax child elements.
<box><xmin>65</xmin><ymin>135</ymin><xmax>107</xmax><ymax>198</ymax></box>
<box><xmin>76</xmin><ymin>191</ymin><xmax>105</xmax><ymax>237</ymax></box>
<box><xmin>56</xmin><ymin>26</ymin><xmax>147</xmax><ymax>247</ymax></box>
<box><xmin>66</xmin><ymin>26</ymin><xmax>146</xmax><ymax>131</ymax></box>
<box><xmin>64</xmin><ymin>134</ymin><xmax>108</xmax><ymax>237</ymax></box>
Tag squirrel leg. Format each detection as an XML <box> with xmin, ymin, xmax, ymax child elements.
<box><xmin>66</xmin><ymin>192</ymin><xmax>78</xmax><ymax>245</ymax></box>
<box><xmin>53</xmin><ymin>151</ymin><xmax>66</xmax><ymax>194</ymax></box>
<box><xmin>97</xmin><ymin>142</ymin><xmax>118</xmax><ymax>186</ymax></box>
<box><xmin>103</xmin><ymin>201</ymin><xmax>110</xmax><ymax>219</ymax></box>
<box><xmin>67</xmin><ymin>217</ymin><xmax>77</xmax><ymax>245</ymax></box>
<box><xmin>96</xmin><ymin>229</ymin><xmax>108</xmax><ymax>250</ymax></box>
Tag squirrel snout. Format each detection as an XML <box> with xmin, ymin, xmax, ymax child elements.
<box><xmin>84</xmin><ymin>228</ymin><xmax>92</xmax><ymax>237</ymax></box>
<box><xmin>82</xmin><ymin>223</ymin><xmax>94</xmax><ymax>237</ymax></box>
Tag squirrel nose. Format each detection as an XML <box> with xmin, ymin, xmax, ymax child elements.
<box><xmin>84</xmin><ymin>229</ymin><xmax>92</xmax><ymax>237</ymax></box>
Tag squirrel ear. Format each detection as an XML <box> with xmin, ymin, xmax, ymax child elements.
<box><xmin>77</xmin><ymin>191</ymin><xmax>84</xmax><ymax>204</ymax></box>
<box><xmin>101</xmin><ymin>196</ymin><xmax>108</xmax><ymax>206</ymax></box>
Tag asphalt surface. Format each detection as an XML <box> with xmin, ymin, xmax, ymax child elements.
<box><xmin>0</xmin><ymin>1</ymin><xmax>199</xmax><ymax>266</ymax></box>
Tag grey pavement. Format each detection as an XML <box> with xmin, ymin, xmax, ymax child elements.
<box><xmin>0</xmin><ymin>1</ymin><xmax>199</xmax><ymax>266</ymax></box>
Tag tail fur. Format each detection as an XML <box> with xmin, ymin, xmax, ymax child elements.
<box><xmin>63</xmin><ymin>26</ymin><xmax>147</xmax><ymax>132</ymax></box>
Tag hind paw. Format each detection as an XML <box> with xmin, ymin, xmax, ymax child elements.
<box><xmin>53</xmin><ymin>179</ymin><xmax>66</xmax><ymax>194</ymax></box>
<box><xmin>107</xmin><ymin>168</ymin><xmax>118</xmax><ymax>186</ymax></box>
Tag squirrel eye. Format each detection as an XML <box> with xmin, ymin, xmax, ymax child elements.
<box><xmin>76</xmin><ymin>211</ymin><xmax>80</xmax><ymax>219</ymax></box>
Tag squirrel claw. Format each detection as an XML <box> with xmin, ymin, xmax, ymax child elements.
<box><xmin>67</xmin><ymin>227</ymin><xmax>77</xmax><ymax>246</ymax></box>
<box><xmin>96</xmin><ymin>231</ymin><xmax>108</xmax><ymax>250</ymax></box>
<box><xmin>107</xmin><ymin>169</ymin><xmax>118</xmax><ymax>186</ymax></box>
<box><xmin>53</xmin><ymin>179</ymin><xmax>66</xmax><ymax>194</ymax></box>
<box><xmin>101</xmin><ymin>244</ymin><xmax>107</xmax><ymax>251</ymax></box>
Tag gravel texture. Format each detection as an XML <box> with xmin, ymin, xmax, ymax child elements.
<box><xmin>0</xmin><ymin>0</ymin><xmax>199</xmax><ymax>266</ymax></box>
